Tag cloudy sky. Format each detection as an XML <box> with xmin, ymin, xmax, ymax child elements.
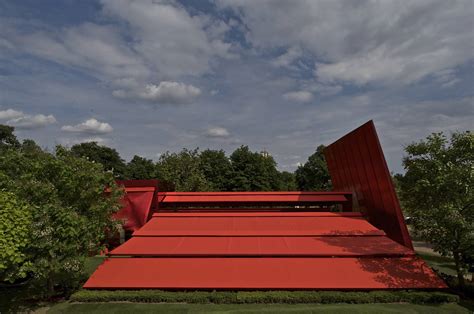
<box><xmin>0</xmin><ymin>0</ymin><xmax>473</xmax><ymax>173</ymax></box>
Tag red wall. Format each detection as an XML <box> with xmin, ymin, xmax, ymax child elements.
<box><xmin>324</xmin><ymin>121</ymin><xmax>413</xmax><ymax>249</ymax></box>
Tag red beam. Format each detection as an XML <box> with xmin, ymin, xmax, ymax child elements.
<box><xmin>159</xmin><ymin>191</ymin><xmax>351</xmax><ymax>203</ymax></box>
<box><xmin>153</xmin><ymin>212</ymin><xmax>364</xmax><ymax>218</ymax></box>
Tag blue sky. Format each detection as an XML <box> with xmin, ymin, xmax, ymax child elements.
<box><xmin>0</xmin><ymin>0</ymin><xmax>473</xmax><ymax>173</ymax></box>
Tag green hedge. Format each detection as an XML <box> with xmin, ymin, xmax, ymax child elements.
<box><xmin>71</xmin><ymin>290</ymin><xmax>459</xmax><ymax>304</ymax></box>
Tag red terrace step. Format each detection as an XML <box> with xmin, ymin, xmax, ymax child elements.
<box><xmin>133</xmin><ymin>215</ymin><xmax>384</xmax><ymax>237</ymax></box>
<box><xmin>159</xmin><ymin>191</ymin><xmax>351</xmax><ymax>203</ymax></box>
<box><xmin>83</xmin><ymin>257</ymin><xmax>446</xmax><ymax>289</ymax></box>
<box><xmin>110</xmin><ymin>236</ymin><xmax>414</xmax><ymax>257</ymax></box>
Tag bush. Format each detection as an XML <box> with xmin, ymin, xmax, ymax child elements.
<box><xmin>70</xmin><ymin>289</ymin><xmax>459</xmax><ymax>304</ymax></box>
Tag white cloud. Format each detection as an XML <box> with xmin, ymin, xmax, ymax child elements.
<box><xmin>307</xmin><ymin>83</ymin><xmax>342</xmax><ymax>96</ymax></box>
<box><xmin>6</xmin><ymin>114</ymin><xmax>57</xmax><ymax>129</ymax></box>
<box><xmin>62</xmin><ymin>118</ymin><xmax>113</xmax><ymax>134</ymax></box>
<box><xmin>114</xmin><ymin>81</ymin><xmax>201</xmax><ymax>104</ymax></box>
<box><xmin>100</xmin><ymin>0</ymin><xmax>234</xmax><ymax>77</ymax></box>
<box><xmin>283</xmin><ymin>91</ymin><xmax>313</xmax><ymax>103</ymax></box>
<box><xmin>1</xmin><ymin>0</ymin><xmax>235</xmax><ymax>98</ymax></box>
<box><xmin>0</xmin><ymin>109</ymin><xmax>23</xmax><ymax>120</ymax></box>
<box><xmin>12</xmin><ymin>23</ymin><xmax>149</xmax><ymax>81</ymax></box>
<box><xmin>271</xmin><ymin>46</ymin><xmax>302</xmax><ymax>68</ymax></box>
<box><xmin>205</xmin><ymin>127</ymin><xmax>230</xmax><ymax>138</ymax></box>
<box><xmin>219</xmin><ymin>0</ymin><xmax>474</xmax><ymax>86</ymax></box>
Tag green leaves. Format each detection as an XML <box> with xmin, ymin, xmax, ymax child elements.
<box><xmin>0</xmin><ymin>133</ymin><xmax>122</xmax><ymax>293</ymax></box>
<box><xmin>399</xmin><ymin>130</ymin><xmax>473</xmax><ymax>285</ymax></box>
<box><xmin>295</xmin><ymin>145</ymin><xmax>331</xmax><ymax>191</ymax></box>
<box><xmin>0</xmin><ymin>191</ymin><xmax>32</xmax><ymax>283</ymax></box>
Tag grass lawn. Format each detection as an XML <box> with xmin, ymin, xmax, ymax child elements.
<box><xmin>85</xmin><ymin>255</ymin><xmax>107</xmax><ymax>276</ymax></box>
<box><xmin>47</xmin><ymin>302</ymin><xmax>472</xmax><ymax>313</ymax></box>
<box><xmin>416</xmin><ymin>251</ymin><xmax>458</xmax><ymax>277</ymax></box>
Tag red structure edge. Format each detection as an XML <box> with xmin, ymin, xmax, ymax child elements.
<box><xmin>324</xmin><ymin>121</ymin><xmax>413</xmax><ymax>249</ymax></box>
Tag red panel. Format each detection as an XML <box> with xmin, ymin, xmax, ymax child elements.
<box><xmin>133</xmin><ymin>216</ymin><xmax>384</xmax><ymax>236</ymax></box>
<box><xmin>160</xmin><ymin>191</ymin><xmax>350</xmax><ymax>203</ymax></box>
<box><xmin>83</xmin><ymin>257</ymin><xmax>446</xmax><ymax>289</ymax></box>
<box><xmin>324</xmin><ymin>121</ymin><xmax>413</xmax><ymax>249</ymax></box>
<box><xmin>113</xmin><ymin>191</ymin><xmax>154</xmax><ymax>232</ymax></box>
<box><xmin>110</xmin><ymin>236</ymin><xmax>414</xmax><ymax>257</ymax></box>
<box><xmin>153</xmin><ymin>212</ymin><xmax>364</xmax><ymax>218</ymax></box>
<box><xmin>111</xmin><ymin>180</ymin><xmax>160</xmax><ymax>232</ymax></box>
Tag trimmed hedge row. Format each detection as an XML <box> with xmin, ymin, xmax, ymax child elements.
<box><xmin>71</xmin><ymin>290</ymin><xmax>459</xmax><ymax>304</ymax></box>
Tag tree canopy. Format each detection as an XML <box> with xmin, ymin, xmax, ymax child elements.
<box><xmin>399</xmin><ymin>131</ymin><xmax>473</xmax><ymax>287</ymax></box>
<box><xmin>295</xmin><ymin>145</ymin><xmax>331</xmax><ymax>191</ymax></box>
<box><xmin>70</xmin><ymin>142</ymin><xmax>127</xmax><ymax>179</ymax></box>
<box><xmin>156</xmin><ymin>149</ymin><xmax>211</xmax><ymax>192</ymax></box>
<box><xmin>0</xmin><ymin>127</ymin><xmax>122</xmax><ymax>294</ymax></box>
<box><xmin>127</xmin><ymin>155</ymin><xmax>156</xmax><ymax>180</ymax></box>
<box><xmin>0</xmin><ymin>124</ymin><xmax>20</xmax><ymax>149</ymax></box>
<box><xmin>199</xmin><ymin>149</ymin><xmax>232</xmax><ymax>191</ymax></box>
<box><xmin>229</xmin><ymin>146</ymin><xmax>282</xmax><ymax>191</ymax></box>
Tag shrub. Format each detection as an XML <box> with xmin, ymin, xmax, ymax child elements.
<box><xmin>70</xmin><ymin>289</ymin><xmax>459</xmax><ymax>304</ymax></box>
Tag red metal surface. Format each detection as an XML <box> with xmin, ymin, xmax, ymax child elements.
<box><xmin>112</xmin><ymin>180</ymin><xmax>160</xmax><ymax>232</ymax></box>
<box><xmin>84</xmin><ymin>122</ymin><xmax>446</xmax><ymax>290</ymax></box>
<box><xmin>83</xmin><ymin>256</ymin><xmax>446</xmax><ymax>289</ymax></box>
<box><xmin>114</xmin><ymin>191</ymin><xmax>154</xmax><ymax>232</ymax></box>
<box><xmin>133</xmin><ymin>216</ymin><xmax>384</xmax><ymax>237</ymax></box>
<box><xmin>152</xmin><ymin>212</ymin><xmax>364</xmax><ymax>217</ymax></box>
<box><xmin>110</xmin><ymin>235</ymin><xmax>414</xmax><ymax>257</ymax></box>
<box><xmin>159</xmin><ymin>191</ymin><xmax>350</xmax><ymax>203</ymax></box>
<box><xmin>324</xmin><ymin>121</ymin><xmax>413</xmax><ymax>249</ymax></box>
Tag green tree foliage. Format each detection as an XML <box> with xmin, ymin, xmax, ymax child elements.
<box><xmin>295</xmin><ymin>145</ymin><xmax>331</xmax><ymax>191</ymax></box>
<box><xmin>0</xmin><ymin>124</ymin><xmax>20</xmax><ymax>149</ymax></box>
<box><xmin>399</xmin><ymin>131</ymin><xmax>473</xmax><ymax>287</ymax></box>
<box><xmin>277</xmin><ymin>171</ymin><xmax>298</xmax><ymax>191</ymax></box>
<box><xmin>229</xmin><ymin>146</ymin><xmax>281</xmax><ymax>191</ymax></box>
<box><xmin>0</xmin><ymin>128</ymin><xmax>123</xmax><ymax>294</ymax></box>
<box><xmin>70</xmin><ymin>142</ymin><xmax>127</xmax><ymax>179</ymax></box>
<box><xmin>0</xmin><ymin>191</ymin><xmax>31</xmax><ymax>283</ymax></box>
<box><xmin>199</xmin><ymin>149</ymin><xmax>232</xmax><ymax>191</ymax></box>
<box><xmin>127</xmin><ymin>155</ymin><xmax>156</xmax><ymax>179</ymax></box>
<box><xmin>156</xmin><ymin>149</ymin><xmax>211</xmax><ymax>191</ymax></box>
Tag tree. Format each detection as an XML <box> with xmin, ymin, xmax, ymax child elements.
<box><xmin>0</xmin><ymin>124</ymin><xmax>20</xmax><ymax>149</ymax></box>
<box><xmin>0</xmin><ymin>144</ymin><xmax>123</xmax><ymax>294</ymax></box>
<box><xmin>126</xmin><ymin>155</ymin><xmax>156</xmax><ymax>179</ymax></box>
<box><xmin>156</xmin><ymin>149</ymin><xmax>211</xmax><ymax>191</ymax></box>
<box><xmin>277</xmin><ymin>171</ymin><xmax>297</xmax><ymax>191</ymax></box>
<box><xmin>399</xmin><ymin>131</ymin><xmax>473</xmax><ymax>287</ymax></box>
<box><xmin>229</xmin><ymin>146</ymin><xmax>281</xmax><ymax>191</ymax></box>
<box><xmin>199</xmin><ymin>149</ymin><xmax>232</xmax><ymax>191</ymax></box>
<box><xmin>70</xmin><ymin>142</ymin><xmax>127</xmax><ymax>179</ymax></box>
<box><xmin>295</xmin><ymin>145</ymin><xmax>331</xmax><ymax>191</ymax></box>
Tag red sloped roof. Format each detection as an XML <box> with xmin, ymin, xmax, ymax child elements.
<box><xmin>83</xmin><ymin>256</ymin><xmax>445</xmax><ymax>289</ymax></box>
<box><xmin>85</xmin><ymin>210</ymin><xmax>446</xmax><ymax>290</ymax></box>
<box><xmin>133</xmin><ymin>215</ymin><xmax>384</xmax><ymax>237</ymax></box>
<box><xmin>110</xmin><ymin>236</ymin><xmax>414</xmax><ymax>257</ymax></box>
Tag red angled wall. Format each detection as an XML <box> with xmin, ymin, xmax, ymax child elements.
<box><xmin>113</xmin><ymin>180</ymin><xmax>160</xmax><ymax>232</ymax></box>
<box><xmin>324</xmin><ymin>121</ymin><xmax>413</xmax><ymax>249</ymax></box>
